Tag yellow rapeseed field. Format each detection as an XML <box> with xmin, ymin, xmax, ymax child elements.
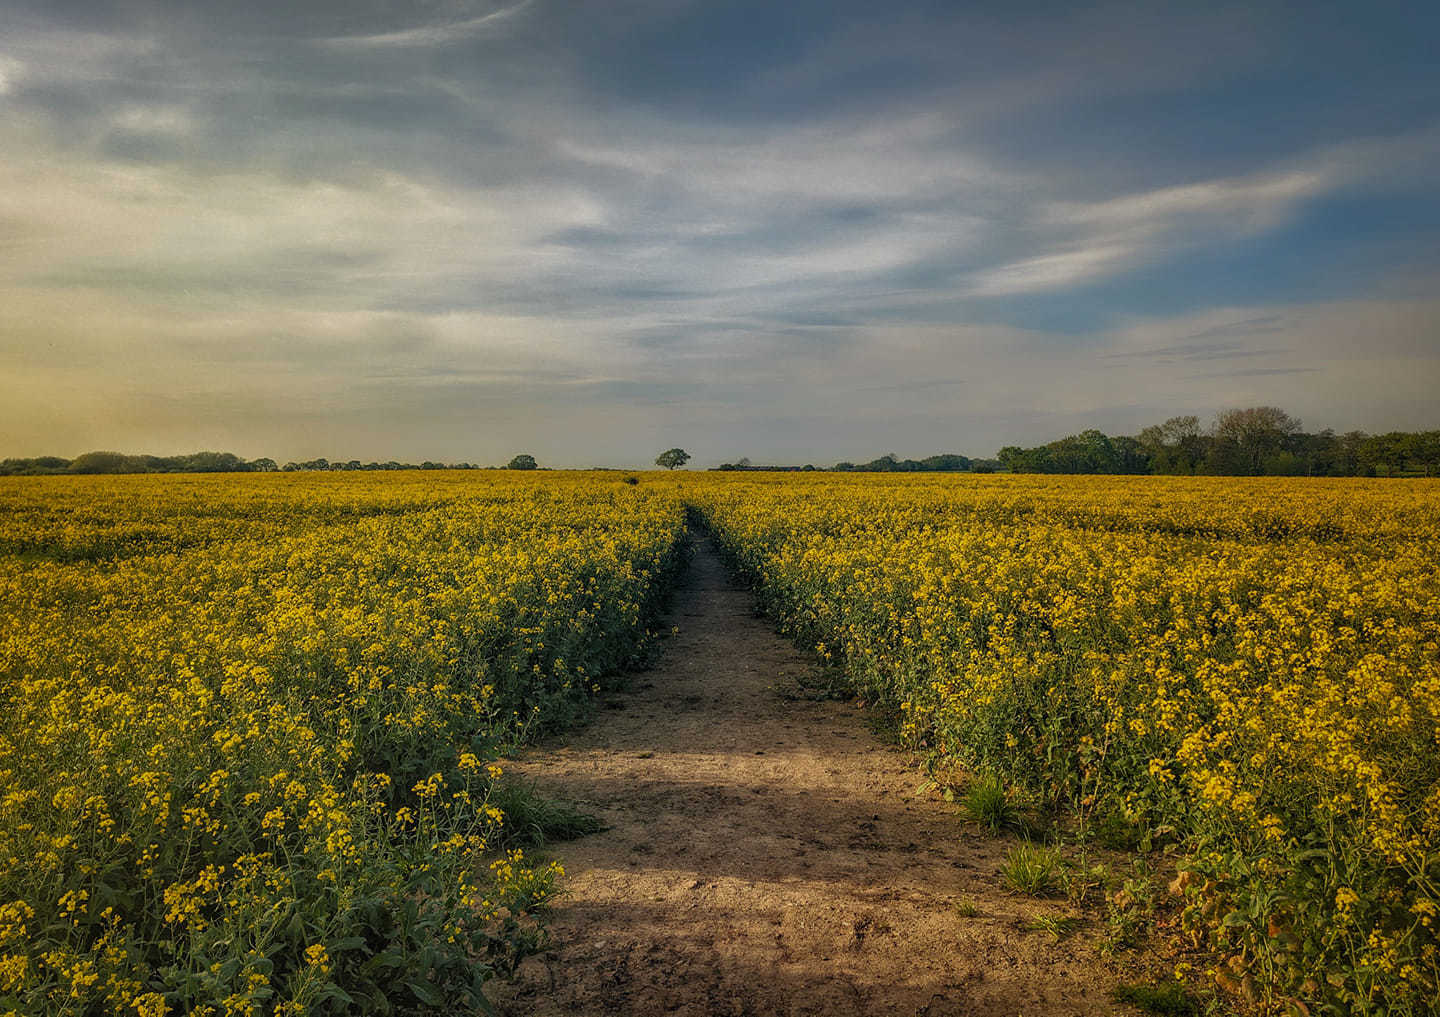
<box><xmin>0</xmin><ymin>471</ymin><xmax>686</xmax><ymax>1016</ymax></box>
<box><xmin>4</xmin><ymin>470</ymin><xmax>1436</xmax><ymax>1014</ymax></box>
<box><xmin>689</xmin><ymin>473</ymin><xmax>1440</xmax><ymax>1015</ymax></box>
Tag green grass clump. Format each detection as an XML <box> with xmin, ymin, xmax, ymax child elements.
<box><xmin>1026</xmin><ymin>913</ymin><xmax>1080</xmax><ymax>939</ymax></box>
<box><xmin>1110</xmin><ymin>981</ymin><xmax>1199</xmax><ymax>1016</ymax></box>
<box><xmin>489</xmin><ymin>781</ymin><xmax>605</xmax><ymax>848</ymax></box>
<box><xmin>963</xmin><ymin>774</ymin><xmax>1018</xmax><ymax>832</ymax></box>
<box><xmin>1001</xmin><ymin>842</ymin><xmax>1064</xmax><ymax>895</ymax></box>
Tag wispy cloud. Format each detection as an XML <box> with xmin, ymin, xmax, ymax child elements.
<box><xmin>1192</xmin><ymin>366</ymin><xmax>1319</xmax><ymax>379</ymax></box>
<box><xmin>0</xmin><ymin>57</ymin><xmax>21</xmax><ymax>95</ymax></box>
<box><xmin>319</xmin><ymin>1</ymin><xmax>533</xmax><ymax>50</ymax></box>
<box><xmin>967</xmin><ymin>244</ymin><xmax>1135</xmax><ymax>297</ymax></box>
<box><xmin>1104</xmin><ymin>342</ymin><xmax>1279</xmax><ymax>363</ymax></box>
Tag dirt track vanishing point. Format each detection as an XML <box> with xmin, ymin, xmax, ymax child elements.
<box><xmin>494</xmin><ymin>540</ymin><xmax>1122</xmax><ymax>1017</ymax></box>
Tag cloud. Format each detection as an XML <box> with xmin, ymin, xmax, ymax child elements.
<box><xmin>967</xmin><ymin>244</ymin><xmax>1135</xmax><ymax>297</ymax></box>
<box><xmin>319</xmin><ymin>1</ymin><xmax>533</xmax><ymax>49</ymax></box>
<box><xmin>1191</xmin><ymin>366</ymin><xmax>1319</xmax><ymax>379</ymax></box>
<box><xmin>0</xmin><ymin>57</ymin><xmax>21</xmax><ymax>95</ymax></box>
<box><xmin>0</xmin><ymin>2</ymin><xmax>1436</xmax><ymax>463</ymax></box>
<box><xmin>954</xmin><ymin>125</ymin><xmax>1440</xmax><ymax>300</ymax></box>
<box><xmin>965</xmin><ymin>167</ymin><xmax>1334</xmax><ymax>297</ymax></box>
<box><xmin>1176</xmin><ymin>316</ymin><xmax>1286</xmax><ymax>342</ymax></box>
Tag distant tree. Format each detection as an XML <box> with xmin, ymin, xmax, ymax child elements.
<box><xmin>996</xmin><ymin>446</ymin><xmax>1026</xmax><ymax>472</ymax></box>
<box><xmin>1111</xmin><ymin>436</ymin><xmax>1151</xmax><ymax>474</ymax></box>
<box><xmin>69</xmin><ymin>451</ymin><xmax>143</xmax><ymax>474</ymax></box>
<box><xmin>1334</xmin><ymin>431</ymin><xmax>1368</xmax><ymax>476</ymax></box>
<box><xmin>171</xmin><ymin>451</ymin><xmax>249</xmax><ymax>473</ymax></box>
<box><xmin>507</xmin><ymin>454</ymin><xmax>538</xmax><ymax>470</ymax></box>
<box><xmin>1212</xmin><ymin>406</ymin><xmax>1301</xmax><ymax>475</ymax></box>
<box><xmin>1140</xmin><ymin>415</ymin><xmax>1205</xmax><ymax>474</ymax></box>
<box><xmin>997</xmin><ymin>444</ymin><xmax>1054</xmax><ymax>473</ymax></box>
<box><xmin>918</xmin><ymin>454</ymin><xmax>972</xmax><ymax>472</ymax></box>
<box><xmin>1413</xmin><ymin>431</ymin><xmax>1440</xmax><ymax>476</ymax></box>
<box><xmin>248</xmin><ymin>457</ymin><xmax>278</xmax><ymax>472</ymax></box>
<box><xmin>1</xmin><ymin>456</ymin><xmax>71</xmax><ymax>475</ymax></box>
<box><xmin>1362</xmin><ymin>432</ymin><xmax>1413</xmax><ymax>476</ymax></box>
<box><xmin>655</xmin><ymin>448</ymin><xmax>690</xmax><ymax>470</ymax></box>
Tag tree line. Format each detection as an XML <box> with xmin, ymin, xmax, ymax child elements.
<box><xmin>0</xmin><ymin>452</ymin><xmax>489</xmax><ymax>476</ymax></box>
<box><xmin>996</xmin><ymin>408</ymin><xmax>1440</xmax><ymax>477</ymax></box>
<box><xmin>4</xmin><ymin>411</ymin><xmax>1437</xmax><ymax>477</ymax></box>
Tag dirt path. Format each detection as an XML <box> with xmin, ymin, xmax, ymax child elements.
<box><xmin>492</xmin><ymin>540</ymin><xmax>1124</xmax><ymax>1017</ymax></box>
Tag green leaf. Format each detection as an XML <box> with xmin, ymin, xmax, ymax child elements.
<box><xmin>406</xmin><ymin>980</ymin><xmax>444</xmax><ymax>1006</ymax></box>
<box><xmin>315</xmin><ymin>982</ymin><xmax>355</xmax><ymax>1006</ymax></box>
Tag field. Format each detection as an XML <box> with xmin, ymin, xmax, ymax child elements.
<box><xmin>0</xmin><ymin>473</ymin><xmax>686</xmax><ymax>1015</ymax></box>
<box><xmin>691</xmin><ymin>473</ymin><xmax>1440</xmax><ymax>1014</ymax></box>
<box><xmin>1</xmin><ymin>471</ymin><xmax>1437</xmax><ymax>1015</ymax></box>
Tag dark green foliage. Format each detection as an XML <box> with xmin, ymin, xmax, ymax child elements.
<box><xmin>999</xmin><ymin>413</ymin><xmax>1440</xmax><ymax>477</ymax></box>
<box><xmin>489</xmin><ymin>781</ymin><xmax>604</xmax><ymax>848</ymax></box>
<box><xmin>1111</xmin><ymin>981</ymin><xmax>1200</xmax><ymax>1016</ymax></box>
<box><xmin>831</xmin><ymin>452</ymin><xmax>979</xmax><ymax>472</ymax></box>
<box><xmin>0</xmin><ymin>453</ymin><xmax>487</xmax><ymax>475</ymax></box>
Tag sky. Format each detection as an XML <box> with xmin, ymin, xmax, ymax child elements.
<box><xmin>1</xmin><ymin>0</ymin><xmax>1437</xmax><ymax>467</ymax></box>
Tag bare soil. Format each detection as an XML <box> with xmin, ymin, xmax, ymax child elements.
<box><xmin>492</xmin><ymin>540</ymin><xmax>1128</xmax><ymax>1017</ymax></box>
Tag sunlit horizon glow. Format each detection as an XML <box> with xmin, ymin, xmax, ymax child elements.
<box><xmin>1</xmin><ymin>1</ymin><xmax>1437</xmax><ymax>467</ymax></box>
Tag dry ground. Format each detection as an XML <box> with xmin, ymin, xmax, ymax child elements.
<box><xmin>492</xmin><ymin>540</ymin><xmax>1131</xmax><ymax>1017</ymax></box>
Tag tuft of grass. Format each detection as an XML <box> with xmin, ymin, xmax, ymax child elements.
<box><xmin>489</xmin><ymin>781</ymin><xmax>604</xmax><ymax>849</ymax></box>
<box><xmin>1026</xmin><ymin>913</ymin><xmax>1080</xmax><ymax>939</ymax></box>
<box><xmin>953</xmin><ymin>895</ymin><xmax>981</xmax><ymax>918</ymax></box>
<box><xmin>1001</xmin><ymin>842</ymin><xmax>1064</xmax><ymax>896</ymax></box>
<box><xmin>1110</xmin><ymin>981</ymin><xmax>1199</xmax><ymax>1016</ymax></box>
<box><xmin>963</xmin><ymin>775</ymin><xmax>1019</xmax><ymax>833</ymax></box>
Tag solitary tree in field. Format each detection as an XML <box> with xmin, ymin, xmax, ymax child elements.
<box><xmin>655</xmin><ymin>448</ymin><xmax>690</xmax><ymax>470</ymax></box>
<box><xmin>507</xmin><ymin>454</ymin><xmax>538</xmax><ymax>470</ymax></box>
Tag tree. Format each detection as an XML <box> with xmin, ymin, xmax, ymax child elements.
<box><xmin>1139</xmin><ymin>415</ymin><xmax>1204</xmax><ymax>474</ymax></box>
<box><xmin>69</xmin><ymin>451</ymin><xmax>143</xmax><ymax>474</ymax></box>
<box><xmin>1212</xmin><ymin>407</ymin><xmax>1302</xmax><ymax>475</ymax></box>
<box><xmin>507</xmin><ymin>454</ymin><xmax>538</xmax><ymax>470</ymax></box>
<box><xmin>655</xmin><ymin>448</ymin><xmax>690</xmax><ymax>470</ymax></box>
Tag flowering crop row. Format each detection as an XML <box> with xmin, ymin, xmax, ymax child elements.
<box><xmin>690</xmin><ymin>473</ymin><xmax>1440</xmax><ymax>1015</ymax></box>
<box><xmin>0</xmin><ymin>472</ymin><xmax>686</xmax><ymax>1016</ymax></box>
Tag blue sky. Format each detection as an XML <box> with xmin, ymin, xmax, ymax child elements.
<box><xmin>1</xmin><ymin>0</ymin><xmax>1436</xmax><ymax>465</ymax></box>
